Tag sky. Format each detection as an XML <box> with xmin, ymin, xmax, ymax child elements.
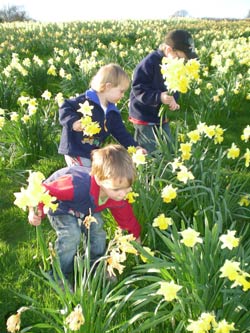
<box><xmin>0</xmin><ymin>0</ymin><xmax>249</xmax><ymax>22</ymax></box>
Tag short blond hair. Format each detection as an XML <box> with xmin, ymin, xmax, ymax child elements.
<box><xmin>90</xmin><ymin>63</ymin><xmax>130</xmax><ymax>92</ymax></box>
<box><xmin>91</xmin><ymin>144</ymin><xmax>136</xmax><ymax>185</ymax></box>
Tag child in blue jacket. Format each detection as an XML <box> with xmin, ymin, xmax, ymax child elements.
<box><xmin>129</xmin><ymin>29</ymin><xmax>197</xmax><ymax>153</ymax></box>
<box><xmin>58</xmin><ymin>63</ymin><xmax>144</xmax><ymax>167</ymax></box>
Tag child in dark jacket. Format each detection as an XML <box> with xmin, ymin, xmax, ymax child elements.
<box><xmin>28</xmin><ymin>144</ymin><xmax>141</xmax><ymax>279</ymax></box>
<box><xmin>58</xmin><ymin>63</ymin><xmax>144</xmax><ymax>167</ymax></box>
<box><xmin>129</xmin><ymin>29</ymin><xmax>197</xmax><ymax>153</ymax></box>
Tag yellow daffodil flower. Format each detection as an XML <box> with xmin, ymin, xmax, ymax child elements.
<box><xmin>161</xmin><ymin>184</ymin><xmax>177</xmax><ymax>203</ymax></box>
<box><xmin>219</xmin><ymin>230</ymin><xmax>239</xmax><ymax>250</ymax></box>
<box><xmin>227</xmin><ymin>143</ymin><xmax>240</xmax><ymax>159</ymax></box>
<box><xmin>180</xmin><ymin>227</ymin><xmax>203</xmax><ymax>247</ymax></box>
<box><xmin>157</xmin><ymin>280</ymin><xmax>182</xmax><ymax>302</ymax></box>
<box><xmin>153</xmin><ymin>213</ymin><xmax>173</xmax><ymax>230</ymax></box>
<box><xmin>65</xmin><ymin>304</ymin><xmax>85</xmax><ymax>331</ymax></box>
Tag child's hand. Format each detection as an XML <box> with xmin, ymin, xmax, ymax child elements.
<box><xmin>28</xmin><ymin>207</ymin><xmax>42</xmax><ymax>226</ymax></box>
<box><xmin>161</xmin><ymin>92</ymin><xmax>180</xmax><ymax>111</ymax></box>
<box><xmin>72</xmin><ymin>119</ymin><xmax>83</xmax><ymax>132</ymax></box>
<box><xmin>135</xmin><ymin>236</ymin><xmax>141</xmax><ymax>244</ymax></box>
<box><xmin>136</xmin><ymin>146</ymin><xmax>147</xmax><ymax>155</ymax></box>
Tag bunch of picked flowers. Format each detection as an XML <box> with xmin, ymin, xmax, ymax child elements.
<box><xmin>14</xmin><ymin>171</ymin><xmax>58</xmax><ymax>213</ymax></box>
<box><xmin>161</xmin><ymin>57</ymin><xmax>200</xmax><ymax>94</ymax></box>
<box><xmin>77</xmin><ymin>100</ymin><xmax>101</xmax><ymax>136</ymax></box>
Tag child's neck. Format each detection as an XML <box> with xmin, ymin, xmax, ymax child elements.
<box><xmin>99</xmin><ymin>188</ymin><xmax>108</xmax><ymax>204</ymax></box>
<box><xmin>97</xmin><ymin>92</ymin><xmax>108</xmax><ymax>107</ymax></box>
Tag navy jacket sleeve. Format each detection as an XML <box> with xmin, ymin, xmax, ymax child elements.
<box><xmin>106</xmin><ymin>111</ymin><xmax>138</xmax><ymax>148</ymax></box>
<box><xmin>59</xmin><ymin>98</ymin><xmax>82</xmax><ymax>129</ymax></box>
<box><xmin>131</xmin><ymin>53</ymin><xmax>163</xmax><ymax>107</ymax></box>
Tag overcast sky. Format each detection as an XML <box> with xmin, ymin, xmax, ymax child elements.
<box><xmin>0</xmin><ymin>0</ymin><xmax>249</xmax><ymax>22</ymax></box>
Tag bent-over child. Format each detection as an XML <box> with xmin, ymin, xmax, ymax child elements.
<box><xmin>28</xmin><ymin>144</ymin><xmax>141</xmax><ymax>280</ymax></box>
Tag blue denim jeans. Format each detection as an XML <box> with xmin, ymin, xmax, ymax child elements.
<box><xmin>133</xmin><ymin>122</ymin><xmax>172</xmax><ymax>154</ymax></box>
<box><xmin>48</xmin><ymin>212</ymin><xmax>106</xmax><ymax>277</ymax></box>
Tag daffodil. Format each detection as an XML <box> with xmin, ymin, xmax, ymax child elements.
<box><xmin>127</xmin><ymin>146</ymin><xmax>137</xmax><ymax>154</ymax></box>
<box><xmin>0</xmin><ymin>116</ymin><xmax>5</xmax><ymax>130</ymax></box>
<box><xmin>14</xmin><ymin>171</ymin><xmax>58</xmax><ymax>212</ymax></box>
<box><xmin>232</xmin><ymin>271</ymin><xmax>250</xmax><ymax>291</ymax></box>
<box><xmin>107</xmin><ymin>249</ymin><xmax>126</xmax><ymax>276</ymax></box>
<box><xmin>10</xmin><ymin>112</ymin><xmax>19</xmax><ymax>122</ymax></box>
<box><xmin>125</xmin><ymin>191</ymin><xmax>139</xmax><ymax>203</ymax></box>
<box><xmin>204</xmin><ymin>125</ymin><xmax>216</xmax><ymax>138</ymax></box>
<box><xmin>213</xmin><ymin>319</ymin><xmax>236</xmax><ymax>333</ymax></box>
<box><xmin>219</xmin><ymin>230</ymin><xmax>239</xmax><ymax>250</ymax></box>
<box><xmin>140</xmin><ymin>246</ymin><xmax>155</xmax><ymax>263</ymax></box>
<box><xmin>240</xmin><ymin>125</ymin><xmax>250</xmax><ymax>142</ymax></box>
<box><xmin>78</xmin><ymin>100</ymin><xmax>94</xmax><ymax>116</ymax></box>
<box><xmin>65</xmin><ymin>304</ymin><xmax>85</xmax><ymax>331</ymax></box>
<box><xmin>161</xmin><ymin>184</ymin><xmax>177</xmax><ymax>203</ymax></box>
<box><xmin>169</xmin><ymin>157</ymin><xmax>183</xmax><ymax>172</ymax></box>
<box><xmin>156</xmin><ymin>280</ymin><xmax>182</xmax><ymax>302</ymax></box>
<box><xmin>132</xmin><ymin>150</ymin><xmax>147</xmax><ymax>166</ymax></box>
<box><xmin>187</xmin><ymin>129</ymin><xmax>200</xmax><ymax>143</ymax></box>
<box><xmin>187</xmin><ymin>312</ymin><xmax>216</xmax><ymax>332</ymax></box>
<box><xmin>153</xmin><ymin>213</ymin><xmax>173</xmax><ymax>230</ymax></box>
<box><xmin>41</xmin><ymin>90</ymin><xmax>52</xmax><ymax>100</ymax></box>
<box><xmin>238</xmin><ymin>194</ymin><xmax>250</xmax><ymax>207</ymax></box>
<box><xmin>161</xmin><ymin>57</ymin><xmax>200</xmax><ymax>94</ymax></box>
<box><xmin>176</xmin><ymin>165</ymin><xmax>195</xmax><ymax>184</ymax></box>
<box><xmin>219</xmin><ymin>259</ymin><xmax>241</xmax><ymax>281</ymax></box>
<box><xmin>243</xmin><ymin>148</ymin><xmax>250</xmax><ymax>167</ymax></box>
<box><xmin>80</xmin><ymin>118</ymin><xmax>101</xmax><ymax>136</ymax></box>
<box><xmin>179</xmin><ymin>142</ymin><xmax>192</xmax><ymax>161</ymax></box>
<box><xmin>6</xmin><ymin>307</ymin><xmax>28</xmax><ymax>333</ymax></box>
<box><xmin>180</xmin><ymin>227</ymin><xmax>203</xmax><ymax>247</ymax></box>
<box><xmin>227</xmin><ymin>143</ymin><xmax>240</xmax><ymax>159</ymax></box>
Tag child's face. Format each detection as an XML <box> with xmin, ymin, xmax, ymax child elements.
<box><xmin>99</xmin><ymin>177</ymin><xmax>132</xmax><ymax>201</ymax></box>
<box><xmin>165</xmin><ymin>46</ymin><xmax>187</xmax><ymax>60</ymax></box>
<box><xmin>104</xmin><ymin>84</ymin><xmax>128</xmax><ymax>104</ymax></box>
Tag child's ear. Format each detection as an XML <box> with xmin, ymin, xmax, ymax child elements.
<box><xmin>105</xmin><ymin>82</ymin><xmax>113</xmax><ymax>90</ymax></box>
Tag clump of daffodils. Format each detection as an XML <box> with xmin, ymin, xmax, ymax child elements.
<box><xmin>106</xmin><ymin>228</ymin><xmax>138</xmax><ymax>277</ymax></box>
<box><xmin>186</xmin><ymin>312</ymin><xmax>235</xmax><ymax>333</ymax></box>
<box><xmin>13</xmin><ymin>171</ymin><xmax>58</xmax><ymax>213</ymax></box>
<box><xmin>77</xmin><ymin>100</ymin><xmax>101</xmax><ymax>136</ymax></box>
<box><xmin>161</xmin><ymin>57</ymin><xmax>200</xmax><ymax>94</ymax></box>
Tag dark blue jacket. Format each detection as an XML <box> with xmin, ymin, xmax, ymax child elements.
<box><xmin>58</xmin><ymin>89</ymin><xmax>137</xmax><ymax>159</ymax></box>
<box><xmin>129</xmin><ymin>50</ymin><xmax>178</xmax><ymax>124</ymax></box>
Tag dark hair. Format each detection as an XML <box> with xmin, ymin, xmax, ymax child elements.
<box><xmin>164</xmin><ymin>29</ymin><xmax>198</xmax><ymax>59</ymax></box>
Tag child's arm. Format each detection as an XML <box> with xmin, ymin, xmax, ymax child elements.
<box><xmin>109</xmin><ymin>201</ymin><xmax>141</xmax><ymax>238</ymax></box>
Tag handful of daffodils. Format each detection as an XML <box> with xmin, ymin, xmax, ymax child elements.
<box><xmin>77</xmin><ymin>101</ymin><xmax>101</xmax><ymax>137</ymax></box>
<box><xmin>161</xmin><ymin>57</ymin><xmax>200</xmax><ymax>94</ymax></box>
<box><xmin>14</xmin><ymin>171</ymin><xmax>58</xmax><ymax>213</ymax></box>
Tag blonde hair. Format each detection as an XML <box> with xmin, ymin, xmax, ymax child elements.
<box><xmin>91</xmin><ymin>144</ymin><xmax>136</xmax><ymax>185</ymax></box>
<box><xmin>90</xmin><ymin>63</ymin><xmax>130</xmax><ymax>92</ymax></box>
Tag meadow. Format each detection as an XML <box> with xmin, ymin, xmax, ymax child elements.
<box><xmin>0</xmin><ymin>18</ymin><xmax>250</xmax><ymax>332</ymax></box>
